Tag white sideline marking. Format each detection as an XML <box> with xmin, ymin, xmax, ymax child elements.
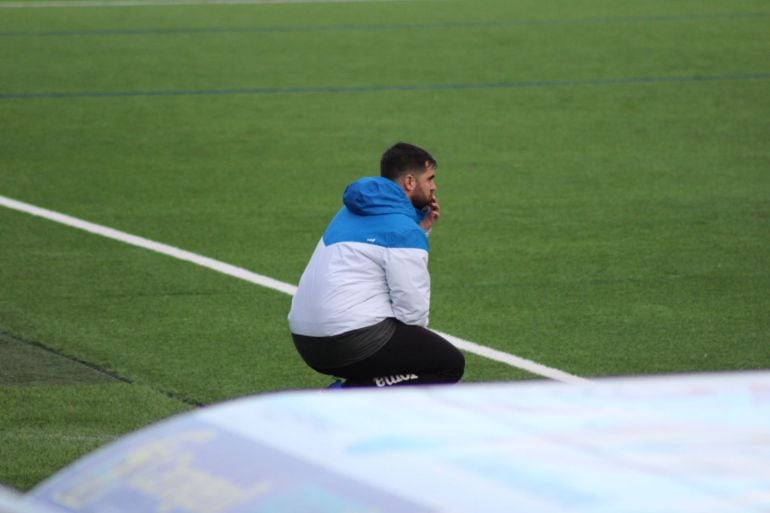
<box><xmin>0</xmin><ymin>0</ymin><xmax>416</xmax><ymax>8</ymax></box>
<box><xmin>0</xmin><ymin>195</ymin><xmax>297</xmax><ymax>296</ymax></box>
<box><xmin>0</xmin><ymin>194</ymin><xmax>590</xmax><ymax>384</ymax></box>
<box><xmin>435</xmin><ymin>331</ymin><xmax>590</xmax><ymax>385</ymax></box>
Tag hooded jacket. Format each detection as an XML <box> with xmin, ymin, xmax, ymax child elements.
<box><xmin>288</xmin><ymin>177</ymin><xmax>430</xmax><ymax>337</ymax></box>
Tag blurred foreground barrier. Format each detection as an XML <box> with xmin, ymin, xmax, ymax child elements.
<box><xmin>22</xmin><ymin>372</ymin><xmax>770</xmax><ymax>513</ymax></box>
<box><xmin>1</xmin><ymin>486</ymin><xmax>58</xmax><ymax>513</ymax></box>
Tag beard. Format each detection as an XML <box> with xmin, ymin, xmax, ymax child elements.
<box><xmin>410</xmin><ymin>190</ymin><xmax>432</xmax><ymax>210</ymax></box>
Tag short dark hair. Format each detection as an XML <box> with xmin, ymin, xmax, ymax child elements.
<box><xmin>380</xmin><ymin>142</ymin><xmax>437</xmax><ymax>181</ymax></box>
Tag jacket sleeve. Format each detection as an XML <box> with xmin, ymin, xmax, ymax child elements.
<box><xmin>384</xmin><ymin>247</ymin><xmax>430</xmax><ymax>327</ymax></box>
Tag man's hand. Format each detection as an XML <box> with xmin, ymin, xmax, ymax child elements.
<box><xmin>420</xmin><ymin>196</ymin><xmax>440</xmax><ymax>232</ymax></box>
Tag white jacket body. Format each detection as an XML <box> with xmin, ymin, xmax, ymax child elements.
<box><xmin>288</xmin><ymin>177</ymin><xmax>430</xmax><ymax>337</ymax></box>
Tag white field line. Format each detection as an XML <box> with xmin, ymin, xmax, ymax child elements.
<box><xmin>0</xmin><ymin>194</ymin><xmax>591</xmax><ymax>384</ymax></box>
<box><xmin>434</xmin><ymin>331</ymin><xmax>590</xmax><ymax>385</ymax></box>
<box><xmin>0</xmin><ymin>0</ymin><xmax>419</xmax><ymax>8</ymax></box>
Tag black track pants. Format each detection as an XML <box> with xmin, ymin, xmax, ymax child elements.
<box><xmin>316</xmin><ymin>322</ymin><xmax>465</xmax><ymax>388</ymax></box>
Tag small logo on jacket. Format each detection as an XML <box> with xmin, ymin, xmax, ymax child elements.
<box><xmin>366</xmin><ymin>237</ymin><xmax>377</xmax><ymax>243</ymax></box>
<box><xmin>374</xmin><ymin>374</ymin><xmax>418</xmax><ymax>387</ymax></box>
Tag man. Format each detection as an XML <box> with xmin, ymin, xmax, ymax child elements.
<box><xmin>288</xmin><ymin>142</ymin><xmax>465</xmax><ymax>388</ymax></box>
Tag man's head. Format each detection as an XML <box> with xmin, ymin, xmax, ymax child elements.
<box><xmin>380</xmin><ymin>142</ymin><xmax>437</xmax><ymax>209</ymax></box>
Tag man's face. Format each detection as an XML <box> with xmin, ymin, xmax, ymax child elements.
<box><xmin>407</xmin><ymin>164</ymin><xmax>437</xmax><ymax>209</ymax></box>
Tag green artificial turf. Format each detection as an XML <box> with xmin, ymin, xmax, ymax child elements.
<box><xmin>0</xmin><ymin>332</ymin><xmax>119</xmax><ymax>386</ymax></box>
<box><xmin>0</xmin><ymin>384</ymin><xmax>190</xmax><ymax>491</ymax></box>
<box><xmin>1</xmin><ymin>0</ymin><xmax>768</xmax><ymax>491</ymax></box>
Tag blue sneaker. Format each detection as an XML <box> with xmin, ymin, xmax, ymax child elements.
<box><xmin>326</xmin><ymin>379</ymin><xmax>344</xmax><ymax>389</ymax></box>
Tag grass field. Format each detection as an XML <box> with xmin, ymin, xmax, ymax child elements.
<box><xmin>1</xmin><ymin>0</ymin><xmax>769</xmax><ymax>492</ymax></box>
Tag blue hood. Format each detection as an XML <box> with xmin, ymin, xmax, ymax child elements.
<box><xmin>323</xmin><ymin>176</ymin><xmax>429</xmax><ymax>250</ymax></box>
<box><xmin>343</xmin><ymin>177</ymin><xmax>423</xmax><ymax>221</ymax></box>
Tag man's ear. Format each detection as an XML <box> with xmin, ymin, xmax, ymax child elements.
<box><xmin>403</xmin><ymin>174</ymin><xmax>415</xmax><ymax>193</ymax></box>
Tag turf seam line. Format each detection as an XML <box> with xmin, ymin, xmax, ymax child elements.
<box><xmin>0</xmin><ymin>194</ymin><xmax>590</xmax><ymax>384</ymax></box>
<box><xmin>0</xmin><ymin>0</ymin><xmax>419</xmax><ymax>7</ymax></box>
<box><xmin>3</xmin><ymin>432</ymin><xmax>118</xmax><ymax>443</ymax></box>
<box><xmin>0</xmin><ymin>328</ymin><xmax>205</xmax><ymax>407</ymax></box>
<box><xmin>0</xmin><ymin>329</ymin><xmax>131</xmax><ymax>385</ymax></box>
<box><xmin>1</xmin><ymin>11</ymin><xmax>768</xmax><ymax>36</ymax></box>
<box><xmin>2</xmin><ymin>72</ymin><xmax>767</xmax><ymax>101</ymax></box>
